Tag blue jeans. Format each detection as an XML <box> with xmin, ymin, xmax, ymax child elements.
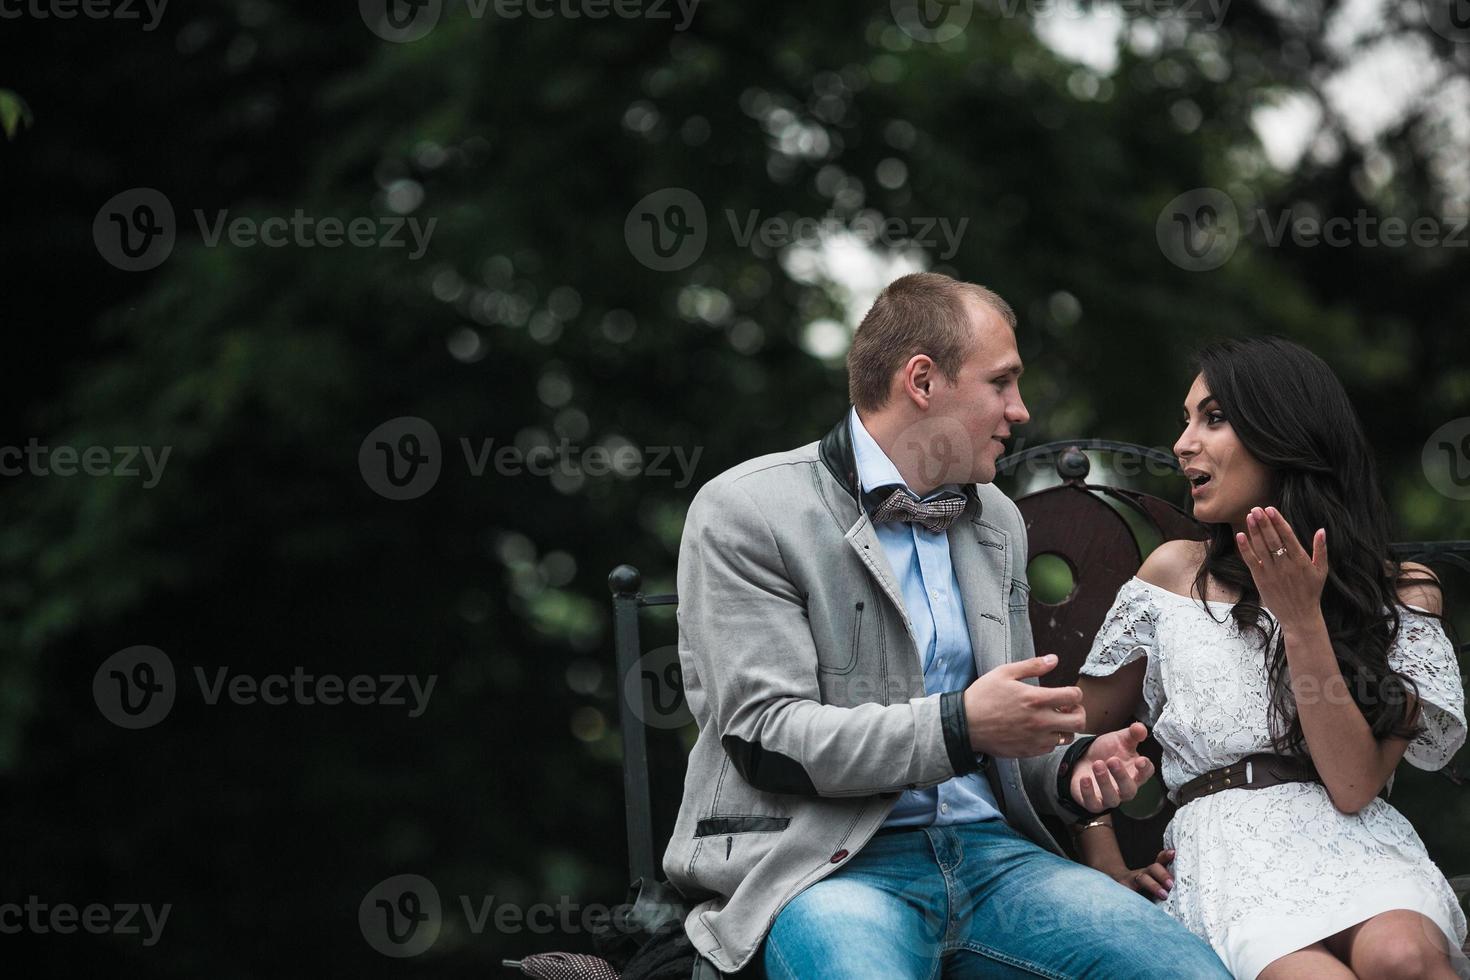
<box><xmin>762</xmin><ymin>819</ymin><xmax>1229</xmax><ymax>979</ymax></box>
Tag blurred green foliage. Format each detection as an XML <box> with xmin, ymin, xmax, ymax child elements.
<box><xmin>1</xmin><ymin>0</ymin><xmax>1466</xmax><ymax>974</ymax></box>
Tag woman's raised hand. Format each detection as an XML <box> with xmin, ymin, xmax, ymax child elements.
<box><xmin>1235</xmin><ymin>506</ymin><xmax>1328</xmax><ymax>630</ymax></box>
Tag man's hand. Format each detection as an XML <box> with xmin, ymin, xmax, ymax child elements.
<box><xmin>962</xmin><ymin>655</ymin><xmax>1086</xmax><ymax>758</ymax></box>
<box><xmin>1070</xmin><ymin>721</ymin><xmax>1155</xmax><ymax>812</ymax></box>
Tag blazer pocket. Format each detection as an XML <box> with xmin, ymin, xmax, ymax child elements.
<box><xmin>818</xmin><ymin>600</ymin><xmax>864</xmax><ymax>675</ymax></box>
<box><xmin>1008</xmin><ymin>578</ymin><xmax>1031</xmax><ymax>610</ymax></box>
<box><xmin>693</xmin><ymin>815</ymin><xmax>791</xmax><ymax>837</ymax></box>
<box><xmin>689</xmin><ymin>814</ymin><xmax>791</xmax><ymax>896</ymax></box>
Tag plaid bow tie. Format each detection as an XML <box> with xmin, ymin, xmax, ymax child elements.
<box><xmin>868</xmin><ymin>485</ymin><xmax>968</xmax><ymax>533</ymax></box>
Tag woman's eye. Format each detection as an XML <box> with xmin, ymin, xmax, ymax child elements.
<box><xmin>1206</xmin><ymin>413</ymin><xmax>1225</xmax><ymax>425</ymax></box>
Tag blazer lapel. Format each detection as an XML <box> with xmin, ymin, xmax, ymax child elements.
<box><xmin>949</xmin><ymin>499</ymin><xmax>1012</xmax><ymax>676</ymax></box>
<box><xmin>818</xmin><ymin>414</ymin><xmax>925</xmax><ymax>666</ymax></box>
<box><xmin>843</xmin><ymin>516</ymin><xmax>911</xmax><ymax>635</ymax></box>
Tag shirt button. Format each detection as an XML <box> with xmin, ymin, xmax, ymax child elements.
<box><xmin>830</xmin><ymin>850</ymin><xmax>849</xmax><ymax>863</ymax></box>
<box><xmin>940</xmin><ymin>803</ymin><xmax>950</xmax><ymax>813</ymax></box>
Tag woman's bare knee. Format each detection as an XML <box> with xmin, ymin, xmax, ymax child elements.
<box><xmin>1258</xmin><ymin>943</ymin><xmax>1354</xmax><ymax>979</ymax></box>
<box><xmin>1345</xmin><ymin>911</ymin><xmax>1458</xmax><ymax>980</ymax></box>
<box><xmin>1351</xmin><ymin>930</ymin><xmax>1453</xmax><ymax>979</ymax></box>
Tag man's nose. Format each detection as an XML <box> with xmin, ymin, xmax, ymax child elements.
<box><xmin>1008</xmin><ymin>393</ymin><xmax>1030</xmax><ymax>425</ymax></box>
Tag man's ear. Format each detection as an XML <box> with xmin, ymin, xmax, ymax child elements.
<box><xmin>906</xmin><ymin>355</ymin><xmax>934</xmax><ymax>401</ymax></box>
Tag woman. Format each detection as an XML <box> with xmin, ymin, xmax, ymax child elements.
<box><xmin>1074</xmin><ymin>337</ymin><xmax>1467</xmax><ymax>979</ymax></box>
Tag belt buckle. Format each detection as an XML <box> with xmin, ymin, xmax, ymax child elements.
<box><xmin>1245</xmin><ymin>761</ymin><xmax>1253</xmax><ymax>785</ymax></box>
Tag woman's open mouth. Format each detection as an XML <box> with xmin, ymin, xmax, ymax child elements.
<box><xmin>1185</xmin><ymin>469</ymin><xmax>1213</xmax><ymax>495</ymax></box>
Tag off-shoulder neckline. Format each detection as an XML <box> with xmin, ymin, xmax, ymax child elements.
<box><xmin>1124</xmin><ymin>575</ymin><xmax>1433</xmax><ymax>616</ymax></box>
<box><xmin>1126</xmin><ymin>576</ymin><xmax>1232</xmax><ymax>607</ymax></box>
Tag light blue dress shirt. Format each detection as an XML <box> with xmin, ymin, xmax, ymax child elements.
<box><xmin>849</xmin><ymin>406</ymin><xmax>1004</xmax><ymax>827</ymax></box>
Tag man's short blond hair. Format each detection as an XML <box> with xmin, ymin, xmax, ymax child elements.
<box><xmin>847</xmin><ymin>272</ymin><xmax>1016</xmax><ymax>412</ymax></box>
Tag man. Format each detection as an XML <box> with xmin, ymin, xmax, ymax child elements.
<box><xmin>664</xmin><ymin>272</ymin><xmax>1229</xmax><ymax>977</ymax></box>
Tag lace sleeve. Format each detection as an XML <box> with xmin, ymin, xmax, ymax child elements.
<box><xmin>1390</xmin><ymin>610</ymin><xmax>1467</xmax><ymax>771</ymax></box>
<box><xmin>1080</xmin><ymin>578</ymin><xmax>1163</xmax><ymax>726</ymax></box>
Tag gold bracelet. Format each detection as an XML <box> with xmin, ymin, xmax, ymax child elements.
<box><xmin>1074</xmin><ymin>816</ymin><xmax>1113</xmax><ymax>832</ymax></box>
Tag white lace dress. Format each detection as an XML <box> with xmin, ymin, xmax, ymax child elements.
<box><xmin>1082</xmin><ymin>576</ymin><xmax>1469</xmax><ymax>980</ymax></box>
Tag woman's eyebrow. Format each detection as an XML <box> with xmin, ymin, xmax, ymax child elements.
<box><xmin>1182</xmin><ymin>395</ymin><xmax>1219</xmax><ymax>414</ymax></box>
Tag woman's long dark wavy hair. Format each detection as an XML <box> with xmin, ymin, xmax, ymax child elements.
<box><xmin>1189</xmin><ymin>337</ymin><xmax>1436</xmax><ymax>757</ymax></box>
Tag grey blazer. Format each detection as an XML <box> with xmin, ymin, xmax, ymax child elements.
<box><xmin>663</xmin><ymin>414</ymin><xmax>1074</xmax><ymax>974</ymax></box>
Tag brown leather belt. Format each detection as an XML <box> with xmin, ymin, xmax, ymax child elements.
<box><xmin>1175</xmin><ymin>753</ymin><xmax>1319</xmax><ymax>808</ymax></box>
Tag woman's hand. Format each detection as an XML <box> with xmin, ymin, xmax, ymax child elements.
<box><xmin>1112</xmin><ymin>849</ymin><xmax>1176</xmax><ymax>902</ymax></box>
<box><xmin>1235</xmin><ymin>506</ymin><xmax>1328</xmax><ymax>631</ymax></box>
